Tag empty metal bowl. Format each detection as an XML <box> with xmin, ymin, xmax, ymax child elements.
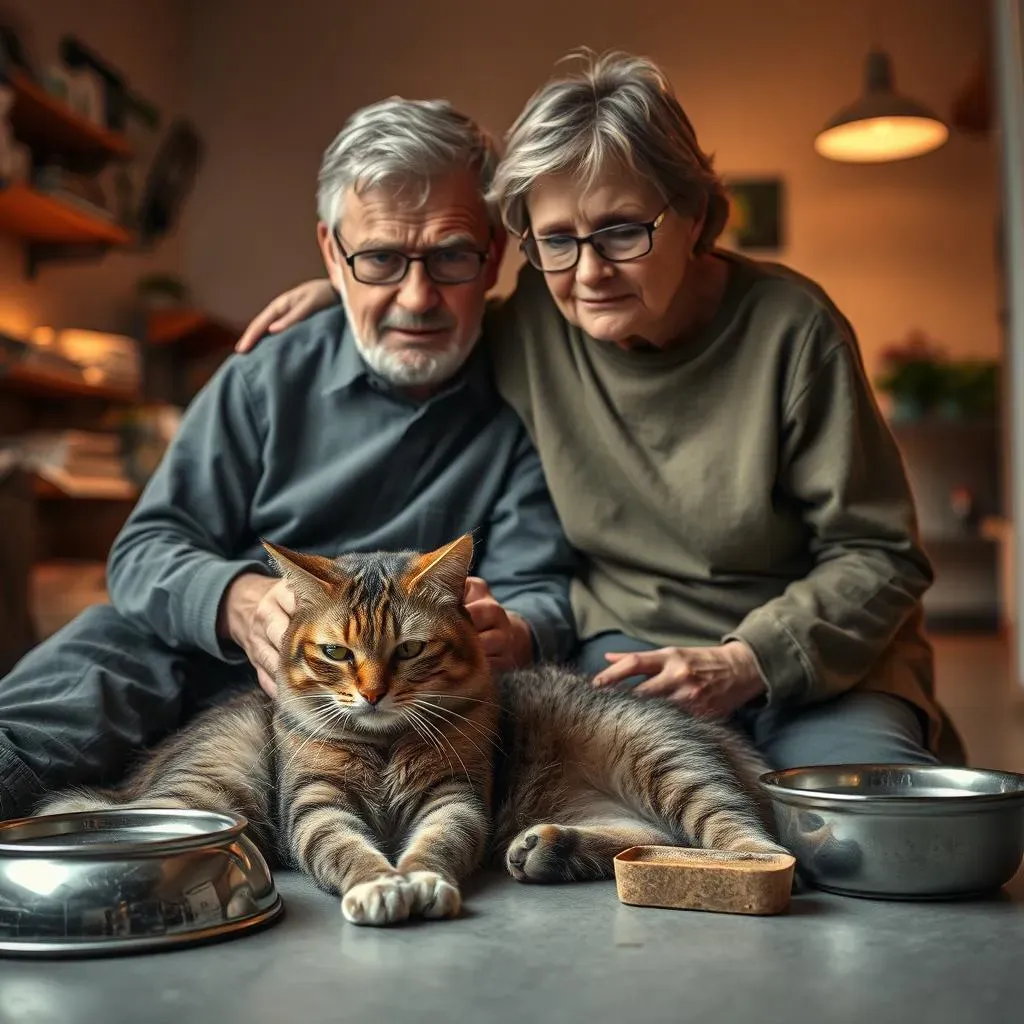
<box><xmin>760</xmin><ymin>764</ymin><xmax>1024</xmax><ymax>900</ymax></box>
<box><xmin>0</xmin><ymin>808</ymin><xmax>283</xmax><ymax>957</ymax></box>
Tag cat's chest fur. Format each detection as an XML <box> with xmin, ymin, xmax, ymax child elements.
<box><xmin>278</xmin><ymin>730</ymin><xmax>449</xmax><ymax>849</ymax></box>
<box><xmin>368</xmin><ymin>740</ymin><xmax>455</xmax><ymax>855</ymax></box>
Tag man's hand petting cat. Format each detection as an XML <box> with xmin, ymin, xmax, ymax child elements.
<box><xmin>219</xmin><ymin>573</ymin><xmax>297</xmax><ymax>696</ymax></box>
<box><xmin>592</xmin><ymin>642</ymin><xmax>766</xmax><ymax>718</ymax></box>
<box><xmin>463</xmin><ymin>577</ymin><xmax>533</xmax><ymax>672</ymax></box>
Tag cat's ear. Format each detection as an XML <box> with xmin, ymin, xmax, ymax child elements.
<box><xmin>403</xmin><ymin>533</ymin><xmax>474</xmax><ymax>601</ymax></box>
<box><xmin>261</xmin><ymin>540</ymin><xmax>337</xmax><ymax>598</ymax></box>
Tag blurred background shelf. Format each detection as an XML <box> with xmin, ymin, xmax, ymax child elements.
<box><xmin>4</xmin><ymin>70</ymin><xmax>133</xmax><ymax>165</ymax></box>
<box><xmin>0</xmin><ymin>362</ymin><xmax>138</xmax><ymax>402</ymax></box>
<box><xmin>146</xmin><ymin>309</ymin><xmax>239</xmax><ymax>355</ymax></box>
<box><xmin>0</xmin><ymin>183</ymin><xmax>131</xmax><ymax>245</ymax></box>
<box><xmin>32</xmin><ymin>476</ymin><xmax>138</xmax><ymax>501</ymax></box>
<box><xmin>29</xmin><ymin>559</ymin><xmax>111</xmax><ymax>641</ymax></box>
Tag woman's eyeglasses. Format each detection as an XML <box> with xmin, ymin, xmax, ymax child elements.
<box><xmin>520</xmin><ymin>205</ymin><xmax>670</xmax><ymax>273</ymax></box>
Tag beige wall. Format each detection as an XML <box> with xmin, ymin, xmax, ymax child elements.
<box><xmin>0</xmin><ymin>0</ymin><xmax>188</xmax><ymax>338</ymax></box>
<box><xmin>184</xmin><ymin>0</ymin><xmax>997</xmax><ymax>378</ymax></box>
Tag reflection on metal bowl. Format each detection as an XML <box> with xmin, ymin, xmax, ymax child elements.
<box><xmin>0</xmin><ymin>808</ymin><xmax>283</xmax><ymax>957</ymax></box>
<box><xmin>760</xmin><ymin>764</ymin><xmax>1024</xmax><ymax>900</ymax></box>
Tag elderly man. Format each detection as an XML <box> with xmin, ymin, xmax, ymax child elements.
<box><xmin>0</xmin><ymin>98</ymin><xmax>576</xmax><ymax>821</ymax></box>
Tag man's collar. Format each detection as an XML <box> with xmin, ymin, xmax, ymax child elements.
<box><xmin>320</xmin><ymin>316</ymin><xmax>369</xmax><ymax>396</ymax></box>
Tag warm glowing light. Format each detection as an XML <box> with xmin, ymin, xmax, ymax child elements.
<box><xmin>29</xmin><ymin>326</ymin><xmax>57</xmax><ymax>347</ymax></box>
<box><xmin>815</xmin><ymin>50</ymin><xmax>948</xmax><ymax>164</ymax></box>
<box><xmin>52</xmin><ymin>329</ymin><xmax>136</xmax><ymax>363</ymax></box>
<box><xmin>815</xmin><ymin>116</ymin><xmax>949</xmax><ymax>163</ymax></box>
<box><xmin>0</xmin><ymin>304</ymin><xmax>36</xmax><ymax>339</ymax></box>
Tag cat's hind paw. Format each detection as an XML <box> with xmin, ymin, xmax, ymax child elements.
<box><xmin>506</xmin><ymin>824</ymin><xmax>575</xmax><ymax>883</ymax></box>
<box><xmin>404</xmin><ymin>871</ymin><xmax>461</xmax><ymax>920</ymax></box>
<box><xmin>341</xmin><ymin>875</ymin><xmax>413</xmax><ymax>926</ymax></box>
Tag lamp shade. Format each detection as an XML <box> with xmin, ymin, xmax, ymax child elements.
<box><xmin>815</xmin><ymin>50</ymin><xmax>949</xmax><ymax>163</ymax></box>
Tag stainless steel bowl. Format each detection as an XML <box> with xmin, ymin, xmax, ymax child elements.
<box><xmin>0</xmin><ymin>808</ymin><xmax>284</xmax><ymax>957</ymax></box>
<box><xmin>760</xmin><ymin>764</ymin><xmax>1024</xmax><ymax>900</ymax></box>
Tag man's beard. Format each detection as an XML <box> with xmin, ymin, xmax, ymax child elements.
<box><xmin>338</xmin><ymin>280</ymin><xmax>478</xmax><ymax>388</ymax></box>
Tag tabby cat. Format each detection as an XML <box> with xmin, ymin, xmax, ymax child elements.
<box><xmin>38</xmin><ymin>534</ymin><xmax>789</xmax><ymax>926</ymax></box>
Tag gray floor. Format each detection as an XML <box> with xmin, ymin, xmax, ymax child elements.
<box><xmin>1</xmin><ymin>867</ymin><xmax>1023</xmax><ymax>1024</ymax></box>
<box><xmin>1</xmin><ymin>634</ymin><xmax>1024</xmax><ymax>1024</ymax></box>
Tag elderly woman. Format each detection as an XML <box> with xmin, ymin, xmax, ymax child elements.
<box><xmin>238</xmin><ymin>51</ymin><xmax>961</xmax><ymax>767</ymax></box>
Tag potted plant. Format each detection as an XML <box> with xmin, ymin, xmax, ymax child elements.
<box><xmin>875</xmin><ymin>330</ymin><xmax>999</xmax><ymax>422</ymax></box>
<box><xmin>875</xmin><ymin>331</ymin><xmax>948</xmax><ymax>421</ymax></box>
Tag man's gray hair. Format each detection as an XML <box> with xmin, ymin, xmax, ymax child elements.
<box><xmin>317</xmin><ymin>97</ymin><xmax>501</xmax><ymax>228</ymax></box>
<box><xmin>489</xmin><ymin>50</ymin><xmax>729</xmax><ymax>255</ymax></box>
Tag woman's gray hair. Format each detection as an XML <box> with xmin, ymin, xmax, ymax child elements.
<box><xmin>489</xmin><ymin>50</ymin><xmax>729</xmax><ymax>255</ymax></box>
<box><xmin>317</xmin><ymin>97</ymin><xmax>501</xmax><ymax>228</ymax></box>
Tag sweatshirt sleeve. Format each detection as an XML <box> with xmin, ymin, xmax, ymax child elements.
<box><xmin>724</xmin><ymin>309</ymin><xmax>934</xmax><ymax>706</ymax></box>
<box><xmin>106</xmin><ymin>358</ymin><xmax>271</xmax><ymax>659</ymax></box>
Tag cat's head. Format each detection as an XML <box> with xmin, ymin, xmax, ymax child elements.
<box><xmin>262</xmin><ymin>534</ymin><xmax>488</xmax><ymax>736</ymax></box>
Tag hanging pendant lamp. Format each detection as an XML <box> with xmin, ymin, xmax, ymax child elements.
<box><xmin>814</xmin><ymin>49</ymin><xmax>949</xmax><ymax>163</ymax></box>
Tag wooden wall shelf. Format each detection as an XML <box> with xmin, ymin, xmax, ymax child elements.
<box><xmin>5</xmin><ymin>71</ymin><xmax>133</xmax><ymax>165</ymax></box>
<box><xmin>0</xmin><ymin>67</ymin><xmax>146</xmax><ymax>649</ymax></box>
<box><xmin>0</xmin><ymin>363</ymin><xmax>138</xmax><ymax>403</ymax></box>
<box><xmin>147</xmin><ymin>309</ymin><xmax>240</xmax><ymax>354</ymax></box>
<box><xmin>0</xmin><ymin>183</ymin><xmax>131</xmax><ymax>246</ymax></box>
<box><xmin>33</xmin><ymin>477</ymin><xmax>138</xmax><ymax>501</ymax></box>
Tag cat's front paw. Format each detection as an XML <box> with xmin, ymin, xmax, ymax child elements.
<box><xmin>341</xmin><ymin>874</ymin><xmax>413</xmax><ymax>926</ymax></box>
<box><xmin>404</xmin><ymin>871</ymin><xmax>461</xmax><ymax>919</ymax></box>
<box><xmin>506</xmin><ymin>824</ymin><xmax>575</xmax><ymax>883</ymax></box>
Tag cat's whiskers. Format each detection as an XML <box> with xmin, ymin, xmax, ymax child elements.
<box><xmin>253</xmin><ymin>692</ymin><xmax>343</xmax><ymax>764</ymax></box>
<box><xmin>279</xmin><ymin>701</ymin><xmax>352</xmax><ymax>780</ymax></box>
<box><xmin>400</xmin><ymin>708</ymin><xmax>454</xmax><ymax>777</ymax></box>
<box><xmin>399</xmin><ymin>708</ymin><xmax>437</xmax><ymax>756</ymax></box>
<box><xmin>279</xmin><ymin>712</ymin><xmax>343</xmax><ymax>780</ymax></box>
<box><xmin>402</xmin><ymin>705</ymin><xmax>471</xmax><ymax>785</ymax></box>
<box><xmin>413</xmin><ymin>704</ymin><xmax>499</xmax><ymax>756</ymax></box>
<box><xmin>410</xmin><ymin>696</ymin><xmax>498</xmax><ymax>740</ymax></box>
<box><xmin>403</xmin><ymin>706</ymin><xmax>467</xmax><ymax>782</ymax></box>
<box><xmin>408</xmin><ymin>699</ymin><xmax>495</xmax><ymax>761</ymax></box>
<box><xmin>416</xmin><ymin>692</ymin><xmax>500</xmax><ymax>709</ymax></box>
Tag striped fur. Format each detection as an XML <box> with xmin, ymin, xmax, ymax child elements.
<box><xmin>38</xmin><ymin>534</ymin><xmax>788</xmax><ymax>923</ymax></box>
<box><xmin>493</xmin><ymin>666</ymin><xmax>787</xmax><ymax>882</ymax></box>
<box><xmin>39</xmin><ymin>534</ymin><xmax>497</xmax><ymax>927</ymax></box>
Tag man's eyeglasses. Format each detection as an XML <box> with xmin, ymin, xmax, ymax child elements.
<box><xmin>520</xmin><ymin>205</ymin><xmax>670</xmax><ymax>274</ymax></box>
<box><xmin>332</xmin><ymin>228</ymin><xmax>489</xmax><ymax>285</ymax></box>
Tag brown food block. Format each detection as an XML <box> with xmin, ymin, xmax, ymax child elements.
<box><xmin>613</xmin><ymin>845</ymin><xmax>796</xmax><ymax>916</ymax></box>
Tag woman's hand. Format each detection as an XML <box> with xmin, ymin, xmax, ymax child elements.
<box><xmin>235</xmin><ymin>279</ymin><xmax>337</xmax><ymax>353</ymax></box>
<box><xmin>592</xmin><ymin>641</ymin><xmax>766</xmax><ymax>718</ymax></box>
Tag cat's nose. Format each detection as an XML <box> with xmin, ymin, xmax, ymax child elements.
<box><xmin>362</xmin><ymin>692</ymin><xmax>383</xmax><ymax>707</ymax></box>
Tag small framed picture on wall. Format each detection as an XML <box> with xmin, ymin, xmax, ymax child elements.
<box><xmin>721</xmin><ymin>177</ymin><xmax>784</xmax><ymax>252</ymax></box>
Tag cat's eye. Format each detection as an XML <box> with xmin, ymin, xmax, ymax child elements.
<box><xmin>395</xmin><ymin>640</ymin><xmax>425</xmax><ymax>660</ymax></box>
<box><xmin>320</xmin><ymin>644</ymin><xmax>353</xmax><ymax>662</ymax></box>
